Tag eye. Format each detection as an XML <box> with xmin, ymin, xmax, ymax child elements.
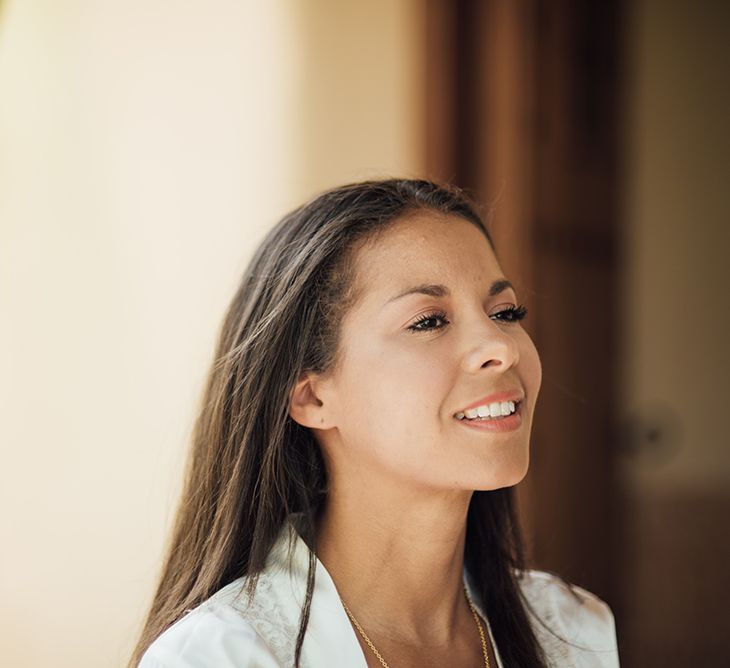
<box><xmin>491</xmin><ymin>304</ymin><xmax>528</xmax><ymax>323</ymax></box>
<box><xmin>407</xmin><ymin>310</ymin><xmax>450</xmax><ymax>333</ymax></box>
<box><xmin>406</xmin><ymin>304</ymin><xmax>528</xmax><ymax>334</ymax></box>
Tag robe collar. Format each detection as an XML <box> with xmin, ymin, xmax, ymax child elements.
<box><xmin>257</xmin><ymin>516</ymin><xmax>504</xmax><ymax>667</ymax></box>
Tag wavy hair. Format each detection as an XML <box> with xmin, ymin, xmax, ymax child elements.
<box><xmin>130</xmin><ymin>178</ymin><xmax>575</xmax><ymax>667</ymax></box>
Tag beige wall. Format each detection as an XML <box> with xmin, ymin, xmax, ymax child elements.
<box><xmin>619</xmin><ymin>0</ymin><xmax>730</xmax><ymax>494</ymax></box>
<box><xmin>617</xmin><ymin>4</ymin><xmax>729</xmax><ymax>663</ymax></box>
<box><xmin>293</xmin><ymin>0</ymin><xmax>425</xmax><ymax>192</ymax></box>
<box><xmin>0</xmin><ymin>1</ymin><xmax>424</xmax><ymax>666</ymax></box>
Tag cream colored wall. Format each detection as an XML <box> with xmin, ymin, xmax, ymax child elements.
<box><xmin>0</xmin><ymin>1</ymin><xmax>424</xmax><ymax>666</ymax></box>
<box><xmin>619</xmin><ymin>0</ymin><xmax>730</xmax><ymax>493</ymax></box>
<box><xmin>292</xmin><ymin>0</ymin><xmax>424</xmax><ymax>192</ymax></box>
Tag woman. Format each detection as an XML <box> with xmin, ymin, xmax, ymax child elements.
<box><xmin>131</xmin><ymin>179</ymin><xmax>620</xmax><ymax>667</ymax></box>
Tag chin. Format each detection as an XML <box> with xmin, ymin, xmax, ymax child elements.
<box><xmin>505</xmin><ymin>464</ymin><xmax>530</xmax><ymax>487</ymax></box>
<box><xmin>472</xmin><ymin>458</ymin><xmax>529</xmax><ymax>491</ymax></box>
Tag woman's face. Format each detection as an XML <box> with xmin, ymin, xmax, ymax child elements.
<box><xmin>313</xmin><ymin>211</ymin><xmax>542</xmax><ymax>492</ymax></box>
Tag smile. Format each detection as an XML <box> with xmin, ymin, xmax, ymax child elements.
<box><xmin>454</xmin><ymin>401</ymin><xmax>523</xmax><ymax>432</ymax></box>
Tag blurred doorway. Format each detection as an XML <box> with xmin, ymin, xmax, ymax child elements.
<box><xmin>425</xmin><ymin>0</ymin><xmax>623</xmax><ymax>602</ymax></box>
<box><xmin>615</xmin><ymin>0</ymin><xmax>730</xmax><ymax>665</ymax></box>
<box><xmin>426</xmin><ymin>1</ymin><xmax>730</xmax><ymax>666</ymax></box>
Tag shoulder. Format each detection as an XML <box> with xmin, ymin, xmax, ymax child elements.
<box><xmin>516</xmin><ymin>569</ymin><xmax>616</xmax><ymax>629</ymax></box>
<box><xmin>138</xmin><ymin>582</ymin><xmax>283</xmax><ymax>668</ymax></box>
<box><xmin>515</xmin><ymin>569</ymin><xmax>620</xmax><ymax>667</ymax></box>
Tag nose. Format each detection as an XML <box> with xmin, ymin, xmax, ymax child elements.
<box><xmin>461</xmin><ymin>315</ymin><xmax>520</xmax><ymax>373</ymax></box>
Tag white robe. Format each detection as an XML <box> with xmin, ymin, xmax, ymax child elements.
<box><xmin>139</xmin><ymin>519</ymin><xmax>620</xmax><ymax>667</ymax></box>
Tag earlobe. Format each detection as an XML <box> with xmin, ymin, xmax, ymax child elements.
<box><xmin>288</xmin><ymin>372</ymin><xmax>328</xmax><ymax>429</ymax></box>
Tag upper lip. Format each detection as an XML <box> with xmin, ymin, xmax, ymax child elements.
<box><xmin>454</xmin><ymin>389</ymin><xmax>525</xmax><ymax>415</ymax></box>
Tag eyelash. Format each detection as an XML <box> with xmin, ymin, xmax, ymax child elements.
<box><xmin>407</xmin><ymin>304</ymin><xmax>528</xmax><ymax>333</ymax></box>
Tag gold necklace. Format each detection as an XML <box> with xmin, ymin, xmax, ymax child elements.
<box><xmin>340</xmin><ymin>585</ymin><xmax>490</xmax><ymax>668</ymax></box>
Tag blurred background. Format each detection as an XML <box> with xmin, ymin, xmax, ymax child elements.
<box><xmin>1</xmin><ymin>1</ymin><xmax>728</xmax><ymax>666</ymax></box>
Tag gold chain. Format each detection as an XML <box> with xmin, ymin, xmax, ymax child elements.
<box><xmin>340</xmin><ymin>585</ymin><xmax>490</xmax><ymax>668</ymax></box>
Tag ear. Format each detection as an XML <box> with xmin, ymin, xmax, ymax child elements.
<box><xmin>288</xmin><ymin>371</ymin><xmax>332</xmax><ymax>429</ymax></box>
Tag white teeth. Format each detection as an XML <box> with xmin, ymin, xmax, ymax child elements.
<box><xmin>455</xmin><ymin>400</ymin><xmax>517</xmax><ymax>420</ymax></box>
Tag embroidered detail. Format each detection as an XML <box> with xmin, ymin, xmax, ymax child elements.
<box><xmin>226</xmin><ymin>573</ymin><xmax>301</xmax><ymax>667</ymax></box>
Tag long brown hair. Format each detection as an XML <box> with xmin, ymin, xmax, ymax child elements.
<box><xmin>130</xmin><ymin>178</ymin><xmax>562</xmax><ymax>667</ymax></box>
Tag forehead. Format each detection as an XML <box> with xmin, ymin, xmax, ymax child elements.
<box><xmin>351</xmin><ymin>212</ymin><xmax>499</xmax><ymax>298</ymax></box>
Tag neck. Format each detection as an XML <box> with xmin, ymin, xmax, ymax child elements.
<box><xmin>313</xmin><ymin>479</ymin><xmax>475</xmax><ymax>646</ymax></box>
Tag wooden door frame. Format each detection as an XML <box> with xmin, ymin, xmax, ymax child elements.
<box><xmin>424</xmin><ymin>0</ymin><xmax>625</xmax><ymax>604</ymax></box>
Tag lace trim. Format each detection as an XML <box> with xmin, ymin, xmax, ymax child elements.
<box><xmin>223</xmin><ymin>573</ymin><xmax>300</xmax><ymax>666</ymax></box>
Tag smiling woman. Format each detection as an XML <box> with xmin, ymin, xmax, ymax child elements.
<box><xmin>130</xmin><ymin>179</ymin><xmax>620</xmax><ymax>668</ymax></box>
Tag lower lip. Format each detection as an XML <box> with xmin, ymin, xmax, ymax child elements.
<box><xmin>454</xmin><ymin>402</ymin><xmax>523</xmax><ymax>433</ymax></box>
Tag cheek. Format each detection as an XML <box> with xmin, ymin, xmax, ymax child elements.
<box><xmin>520</xmin><ymin>332</ymin><xmax>542</xmax><ymax>397</ymax></box>
<box><xmin>336</xmin><ymin>348</ymin><xmax>448</xmax><ymax>458</ymax></box>
<box><xmin>347</xmin><ymin>337</ymin><xmax>449</xmax><ymax>408</ymax></box>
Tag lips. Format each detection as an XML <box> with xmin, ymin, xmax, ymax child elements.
<box><xmin>453</xmin><ymin>389</ymin><xmax>525</xmax><ymax>416</ymax></box>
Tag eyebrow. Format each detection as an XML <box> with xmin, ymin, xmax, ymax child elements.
<box><xmin>384</xmin><ymin>279</ymin><xmax>515</xmax><ymax>306</ymax></box>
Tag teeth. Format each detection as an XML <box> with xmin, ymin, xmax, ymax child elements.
<box><xmin>455</xmin><ymin>400</ymin><xmax>517</xmax><ymax>420</ymax></box>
